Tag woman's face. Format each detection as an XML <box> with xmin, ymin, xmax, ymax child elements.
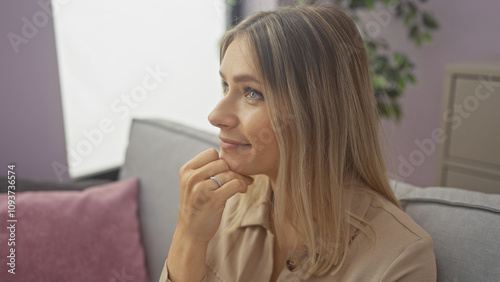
<box><xmin>208</xmin><ymin>37</ymin><xmax>280</xmax><ymax>181</ymax></box>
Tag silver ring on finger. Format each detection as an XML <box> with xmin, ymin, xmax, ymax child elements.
<box><xmin>210</xmin><ymin>176</ymin><xmax>222</xmax><ymax>188</ymax></box>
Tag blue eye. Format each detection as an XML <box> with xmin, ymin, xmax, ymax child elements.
<box><xmin>246</xmin><ymin>88</ymin><xmax>264</xmax><ymax>101</ymax></box>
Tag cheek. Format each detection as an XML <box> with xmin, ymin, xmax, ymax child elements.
<box><xmin>252</xmin><ymin>126</ymin><xmax>277</xmax><ymax>151</ymax></box>
<box><xmin>245</xmin><ymin>110</ymin><xmax>276</xmax><ymax>151</ymax></box>
<box><xmin>248</xmin><ymin>122</ymin><xmax>279</xmax><ymax>167</ymax></box>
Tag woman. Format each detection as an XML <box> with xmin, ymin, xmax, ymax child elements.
<box><xmin>161</xmin><ymin>5</ymin><xmax>436</xmax><ymax>282</ymax></box>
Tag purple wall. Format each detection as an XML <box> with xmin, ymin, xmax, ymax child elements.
<box><xmin>373</xmin><ymin>0</ymin><xmax>500</xmax><ymax>186</ymax></box>
<box><xmin>1</xmin><ymin>0</ymin><xmax>499</xmax><ymax>184</ymax></box>
<box><xmin>0</xmin><ymin>0</ymin><xmax>68</xmax><ymax>181</ymax></box>
<box><xmin>244</xmin><ymin>0</ymin><xmax>500</xmax><ymax>187</ymax></box>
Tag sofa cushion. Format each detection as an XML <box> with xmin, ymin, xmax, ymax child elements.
<box><xmin>0</xmin><ymin>178</ymin><xmax>148</xmax><ymax>282</ymax></box>
<box><xmin>119</xmin><ymin>119</ymin><xmax>218</xmax><ymax>281</ymax></box>
<box><xmin>396</xmin><ymin>184</ymin><xmax>500</xmax><ymax>282</ymax></box>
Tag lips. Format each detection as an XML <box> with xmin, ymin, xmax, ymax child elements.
<box><xmin>219</xmin><ymin>136</ymin><xmax>251</xmax><ymax>150</ymax></box>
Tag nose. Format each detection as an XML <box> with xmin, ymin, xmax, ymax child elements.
<box><xmin>208</xmin><ymin>95</ymin><xmax>238</xmax><ymax>130</ymax></box>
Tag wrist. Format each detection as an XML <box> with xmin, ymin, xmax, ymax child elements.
<box><xmin>167</xmin><ymin>228</ymin><xmax>209</xmax><ymax>281</ymax></box>
<box><xmin>173</xmin><ymin>227</ymin><xmax>211</xmax><ymax>249</ymax></box>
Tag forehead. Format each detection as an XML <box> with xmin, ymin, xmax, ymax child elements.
<box><xmin>220</xmin><ymin>37</ymin><xmax>259</xmax><ymax>79</ymax></box>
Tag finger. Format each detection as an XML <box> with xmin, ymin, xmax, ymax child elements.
<box><xmin>189</xmin><ymin>159</ymin><xmax>230</xmax><ymax>185</ymax></box>
<box><xmin>215</xmin><ymin>179</ymin><xmax>250</xmax><ymax>202</ymax></box>
<box><xmin>183</xmin><ymin>149</ymin><xmax>219</xmax><ymax>171</ymax></box>
<box><xmin>210</xmin><ymin>171</ymin><xmax>254</xmax><ymax>187</ymax></box>
<box><xmin>198</xmin><ymin>173</ymin><xmax>236</xmax><ymax>191</ymax></box>
<box><xmin>198</xmin><ymin>171</ymin><xmax>253</xmax><ymax>200</ymax></box>
<box><xmin>198</xmin><ymin>159</ymin><xmax>230</xmax><ymax>179</ymax></box>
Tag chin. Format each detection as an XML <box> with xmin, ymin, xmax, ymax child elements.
<box><xmin>220</xmin><ymin>151</ymin><xmax>256</xmax><ymax>176</ymax></box>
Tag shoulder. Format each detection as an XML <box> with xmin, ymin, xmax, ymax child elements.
<box><xmin>338</xmin><ymin>188</ymin><xmax>436</xmax><ymax>281</ymax></box>
<box><xmin>366</xmin><ymin>190</ymin><xmax>432</xmax><ymax>243</ymax></box>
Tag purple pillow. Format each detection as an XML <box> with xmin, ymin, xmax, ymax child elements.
<box><xmin>0</xmin><ymin>178</ymin><xmax>148</xmax><ymax>282</ymax></box>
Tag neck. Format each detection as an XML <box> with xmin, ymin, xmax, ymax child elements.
<box><xmin>269</xmin><ymin>174</ymin><xmax>277</xmax><ymax>191</ymax></box>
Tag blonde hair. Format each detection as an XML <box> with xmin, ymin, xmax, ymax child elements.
<box><xmin>221</xmin><ymin>5</ymin><xmax>401</xmax><ymax>277</ymax></box>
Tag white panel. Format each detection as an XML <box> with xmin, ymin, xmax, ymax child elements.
<box><xmin>445</xmin><ymin>168</ymin><xmax>500</xmax><ymax>194</ymax></box>
<box><xmin>52</xmin><ymin>0</ymin><xmax>226</xmax><ymax>178</ymax></box>
<box><xmin>447</xmin><ymin>77</ymin><xmax>500</xmax><ymax>167</ymax></box>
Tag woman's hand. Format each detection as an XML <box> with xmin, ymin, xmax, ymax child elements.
<box><xmin>166</xmin><ymin>148</ymin><xmax>253</xmax><ymax>281</ymax></box>
<box><xmin>176</xmin><ymin>148</ymin><xmax>254</xmax><ymax>245</ymax></box>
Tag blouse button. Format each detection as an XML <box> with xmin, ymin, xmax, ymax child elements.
<box><xmin>286</xmin><ymin>257</ymin><xmax>299</xmax><ymax>271</ymax></box>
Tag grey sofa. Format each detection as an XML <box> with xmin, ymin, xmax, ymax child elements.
<box><xmin>120</xmin><ymin>118</ymin><xmax>500</xmax><ymax>281</ymax></box>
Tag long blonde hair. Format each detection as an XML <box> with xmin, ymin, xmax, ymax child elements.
<box><xmin>221</xmin><ymin>5</ymin><xmax>401</xmax><ymax>277</ymax></box>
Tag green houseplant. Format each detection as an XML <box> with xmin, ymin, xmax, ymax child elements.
<box><xmin>227</xmin><ymin>0</ymin><xmax>439</xmax><ymax>122</ymax></box>
<box><xmin>335</xmin><ymin>0</ymin><xmax>439</xmax><ymax>122</ymax></box>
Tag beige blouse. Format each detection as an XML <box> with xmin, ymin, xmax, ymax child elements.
<box><xmin>160</xmin><ymin>187</ymin><xmax>437</xmax><ymax>281</ymax></box>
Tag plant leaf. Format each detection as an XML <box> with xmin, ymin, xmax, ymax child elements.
<box><xmin>372</xmin><ymin>74</ymin><xmax>390</xmax><ymax>89</ymax></box>
<box><xmin>406</xmin><ymin>73</ymin><xmax>417</xmax><ymax>84</ymax></box>
<box><xmin>422</xmin><ymin>12</ymin><xmax>439</xmax><ymax>29</ymax></box>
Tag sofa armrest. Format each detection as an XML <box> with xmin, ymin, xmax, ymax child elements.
<box><xmin>118</xmin><ymin>118</ymin><xmax>218</xmax><ymax>282</ymax></box>
<box><xmin>0</xmin><ymin>177</ymin><xmax>112</xmax><ymax>193</ymax></box>
<box><xmin>395</xmin><ymin>183</ymin><xmax>500</xmax><ymax>281</ymax></box>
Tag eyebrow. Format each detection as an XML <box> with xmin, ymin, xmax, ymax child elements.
<box><xmin>219</xmin><ymin>71</ymin><xmax>261</xmax><ymax>84</ymax></box>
